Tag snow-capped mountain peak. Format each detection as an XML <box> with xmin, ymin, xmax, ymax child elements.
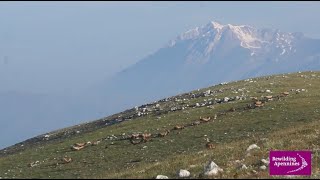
<box><xmin>168</xmin><ymin>20</ymin><xmax>303</xmax><ymax>61</ymax></box>
<box><xmin>210</xmin><ymin>21</ymin><xmax>224</xmax><ymax>30</ymax></box>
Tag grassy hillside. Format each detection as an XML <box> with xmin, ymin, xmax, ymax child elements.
<box><xmin>1</xmin><ymin>71</ymin><xmax>320</xmax><ymax>179</ymax></box>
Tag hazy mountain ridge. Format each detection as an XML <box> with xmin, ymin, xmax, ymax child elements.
<box><xmin>91</xmin><ymin>20</ymin><xmax>320</xmax><ymax>115</ymax></box>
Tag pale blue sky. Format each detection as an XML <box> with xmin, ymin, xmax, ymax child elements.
<box><xmin>0</xmin><ymin>1</ymin><xmax>320</xmax><ymax>94</ymax></box>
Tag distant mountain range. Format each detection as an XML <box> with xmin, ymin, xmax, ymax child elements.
<box><xmin>1</xmin><ymin>20</ymin><xmax>320</xmax><ymax>149</ymax></box>
<box><xmin>89</xmin><ymin>20</ymin><xmax>320</xmax><ymax>116</ymax></box>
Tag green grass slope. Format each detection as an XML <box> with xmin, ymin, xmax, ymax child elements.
<box><xmin>1</xmin><ymin>71</ymin><xmax>320</xmax><ymax>179</ymax></box>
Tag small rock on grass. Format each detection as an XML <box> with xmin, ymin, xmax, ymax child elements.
<box><xmin>156</xmin><ymin>175</ymin><xmax>169</xmax><ymax>179</ymax></box>
<box><xmin>246</xmin><ymin>144</ymin><xmax>260</xmax><ymax>152</ymax></box>
<box><xmin>260</xmin><ymin>165</ymin><xmax>267</xmax><ymax>170</ymax></box>
<box><xmin>177</xmin><ymin>169</ymin><xmax>190</xmax><ymax>178</ymax></box>
<box><xmin>204</xmin><ymin>161</ymin><xmax>223</xmax><ymax>176</ymax></box>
